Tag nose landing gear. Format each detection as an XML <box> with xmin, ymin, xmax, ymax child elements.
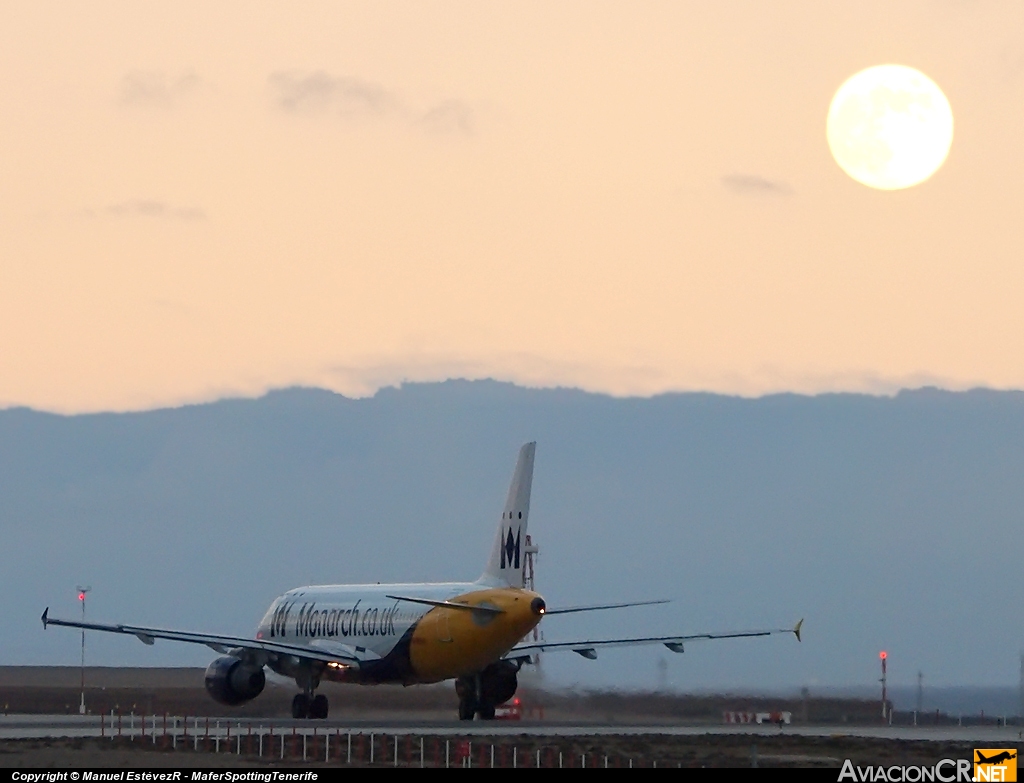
<box><xmin>290</xmin><ymin>666</ymin><xmax>330</xmax><ymax>719</ymax></box>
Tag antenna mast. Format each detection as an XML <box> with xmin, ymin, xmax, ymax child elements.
<box><xmin>524</xmin><ymin>535</ymin><xmax>540</xmax><ymax>642</ymax></box>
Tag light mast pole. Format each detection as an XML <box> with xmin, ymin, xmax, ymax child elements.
<box><xmin>76</xmin><ymin>586</ymin><xmax>91</xmax><ymax>715</ymax></box>
<box><xmin>879</xmin><ymin>651</ymin><xmax>888</xmax><ymax>722</ymax></box>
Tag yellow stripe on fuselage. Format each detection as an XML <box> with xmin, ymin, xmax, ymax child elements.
<box><xmin>408</xmin><ymin>588</ymin><xmax>542</xmax><ymax>682</ymax></box>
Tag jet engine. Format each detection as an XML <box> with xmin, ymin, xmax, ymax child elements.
<box><xmin>204</xmin><ymin>656</ymin><xmax>266</xmax><ymax>706</ymax></box>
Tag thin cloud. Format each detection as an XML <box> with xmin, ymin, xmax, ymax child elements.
<box><xmin>171</xmin><ymin>206</ymin><xmax>207</xmax><ymax>220</ymax></box>
<box><xmin>721</xmin><ymin>174</ymin><xmax>793</xmax><ymax>196</ymax></box>
<box><xmin>268</xmin><ymin>70</ymin><xmax>475</xmax><ymax>135</ymax></box>
<box><xmin>310</xmin><ymin>354</ymin><xmax>977</xmax><ymax>403</ymax></box>
<box><xmin>105</xmin><ymin>200</ymin><xmax>206</xmax><ymax>220</ymax></box>
<box><xmin>118</xmin><ymin>70</ymin><xmax>201</xmax><ymax>107</ymax></box>
<box><xmin>317</xmin><ymin>352</ymin><xmax>669</xmax><ymax>400</ymax></box>
<box><xmin>269</xmin><ymin>71</ymin><xmax>398</xmax><ymax>116</ymax></box>
<box><xmin>419</xmin><ymin>100</ymin><xmax>475</xmax><ymax>135</ymax></box>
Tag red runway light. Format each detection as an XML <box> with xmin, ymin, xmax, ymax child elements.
<box><xmin>78</xmin><ymin>593</ymin><xmax>85</xmax><ymax>601</ymax></box>
<box><xmin>879</xmin><ymin>651</ymin><xmax>887</xmax><ymax>660</ymax></box>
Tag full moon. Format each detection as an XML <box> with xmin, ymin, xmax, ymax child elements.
<box><xmin>827</xmin><ymin>64</ymin><xmax>953</xmax><ymax>190</ymax></box>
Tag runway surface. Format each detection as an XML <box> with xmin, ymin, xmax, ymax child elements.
<box><xmin>2</xmin><ymin>714</ymin><xmax>1021</xmax><ymax>743</ymax></box>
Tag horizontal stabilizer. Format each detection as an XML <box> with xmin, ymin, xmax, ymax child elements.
<box><xmin>385</xmin><ymin>595</ymin><xmax>505</xmax><ymax>614</ymax></box>
<box><xmin>543</xmin><ymin>599</ymin><xmax>669</xmax><ymax>616</ymax></box>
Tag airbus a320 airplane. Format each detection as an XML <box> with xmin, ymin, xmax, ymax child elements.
<box><xmin>43</xmin><ymin>442</ymin><xmax>802</xmax><ymax>720</ymax></box>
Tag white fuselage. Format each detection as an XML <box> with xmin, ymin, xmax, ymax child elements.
<box><xmin>256</xmin><ymin>581</ymin><xmax>544</xmax><ymax>686</ymax></box>
<box><xmin>256</xmin><ymin>582</ymin><xmax>470</xmax><ymax>657</ymax></box>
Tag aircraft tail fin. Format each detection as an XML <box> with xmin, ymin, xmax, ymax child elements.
<box><xmin>479</xmin><ymin>442</ymin><xmax>536</xmax><ymax>588</ymax></box>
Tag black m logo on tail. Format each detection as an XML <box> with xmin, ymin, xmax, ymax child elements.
<box><xmin>501</xmin><ymin>527</ymin><xmax>521</xmax><ymax>570</ymax></box>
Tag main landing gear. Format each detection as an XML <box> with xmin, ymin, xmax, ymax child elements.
<box><xmin>456</xmin><ymin>686</ymin><xmax>499</xmax><ymax>721</ymax></box>
<box><xmin>455</xmin><ymin>661</ymin><xmax>519</xmax><ymax>721</ymax></box>
<box><xmin>291</xmin><ymin>667</ymin><xmax>329</xmax><ymax>719</ymax></box>
<box><xmin>292</xmin><ymin>692</ymin><xmax>329</xmax><ymax>719</ymax></box>
<box><xmin>457</xmin><ymin>689</ymin><xmax>490</xmax><ymax>721</ymax></box>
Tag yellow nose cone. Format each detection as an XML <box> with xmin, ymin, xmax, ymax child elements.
<box><xmin>409</xmin><ymin>588</ymin><xmax>544</xmax><ymax>682</ymax></box>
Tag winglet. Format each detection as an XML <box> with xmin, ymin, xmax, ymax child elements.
<box><xmin>793</xmin><ymin>618</ymin><xmax>803</xmax><ymax>643</ymax></box>
<box><xmin>41</xmin><ymin>608</ymin><xmax>49</xmax><ymax>629</ymax></box>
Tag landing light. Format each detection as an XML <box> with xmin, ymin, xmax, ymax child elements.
<box><xmin>327</xmin><ymin>661</ymin><xmax>347</xmax><ymax>669</ymax></box>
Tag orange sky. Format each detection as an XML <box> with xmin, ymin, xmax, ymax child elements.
<box><xmin>2</xmin><ymin>1</ymin><xmax>1023</xmax><ymax>412</ymax></box>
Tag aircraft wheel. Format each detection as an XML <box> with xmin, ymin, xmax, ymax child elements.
<box><xmin>291</xmin><ymin>693</ymin><xmax>310</xmax><ymax>719</ymax></box>
<box><xmin>477</xmin><ymin>703</ymin><xmax>496</xmax><ymax>720</ymax></box>
<box><xmin>457</xmin><ymin>698</ymin><xmax>476</xmax><ymax>721</ymax></box>
<box><xmin>310</xmin><ymin>694</ymin><xmax>329</xmax><ymax>720</ymax></box>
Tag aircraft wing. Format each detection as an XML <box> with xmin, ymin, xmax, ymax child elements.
<box><xmin>41</xmin><ymin>608</ymin><xmax>365</xmax><ymax>667</ymax></box>
<box><xmin>507</xmin><ymin>619</ymin><xmax>803</xmax><ymax>660</ymax></box>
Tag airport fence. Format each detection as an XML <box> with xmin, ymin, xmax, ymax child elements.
<box><xmin>87</xmin><ymin>713</ymin><xmax>667</xmax><ymax>767</ymax></box>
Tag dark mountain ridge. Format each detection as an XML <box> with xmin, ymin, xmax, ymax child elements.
<box><xmin>2</xmin><ymin>381</ymin><xmax>1021</xmax><ymax>691</ymax></box>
